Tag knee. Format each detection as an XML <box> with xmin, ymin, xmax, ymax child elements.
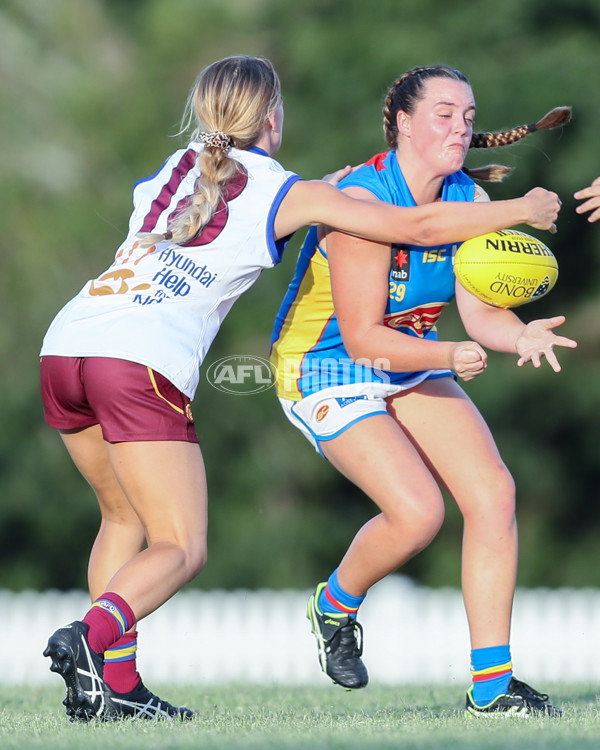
<box><xmin>489</xmin><ymin>464</ymin><xmax>516</xmax><ymax>520</ymax></box>
<box><xmin>174</xmin><ymin>539</ymin><xmax>207</xmax><ymax>583</ymax></box>
<box><xmin>147</xmin><ymin>537</ymin><xmax>208</xmax><ymax>584</ymax></box>
<box><xmin>463</xmin><ymin>464</ymin><xmax>516</xmax><ymax>527</ymax></box>
<box><xmin>386</xmin><ymin>490</ymin><xmax>445</xmax><ymax>552</ymax></box>
<box><xmin>412</xmin><ymin>496</ymin><xmax>445</xmax><ymax>551</ymax></box>
<box><xmin>185</xmin><ymin>545</ymin><xmax>208</xmax><ymax>582</ymax></box>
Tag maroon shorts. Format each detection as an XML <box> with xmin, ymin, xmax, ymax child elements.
<box><xmin>40</xmin><ymin>356</ymin><xmax>198</xmax><ymax>443</ymax></box>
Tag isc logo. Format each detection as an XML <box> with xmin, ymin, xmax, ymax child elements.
<box><xmin>206</xmin><ymin>355</ymin><xmax>277</xmax><ymax>395</ymax></box>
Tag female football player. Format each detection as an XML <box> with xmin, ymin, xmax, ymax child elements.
<box><xmin>41</xmin><ymin>55</ymin><xmax>561</xmax><ymax>721</ymax></box>
<box><xmin>271</xmin><ymin>65</ymin><xmax>574</xmax><ymax>717</ymax></box>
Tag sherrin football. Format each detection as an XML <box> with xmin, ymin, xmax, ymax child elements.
<box><xmin>454</xmin><ymin>229</ymin><xmax>558</xmax><ymax>308</ymax></box>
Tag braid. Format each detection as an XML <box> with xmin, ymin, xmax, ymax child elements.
<box><xmin>470</xmin><ymin>106</ymin><xmax>572</xmax><ymax>149</ymax></box>
<box><xmin>167</xmin><ymin>148</ymin><xmax>240</xmax><ymax>245</ymax></box>
<box><xmin>137</xmin><ymin>55</ymin><xmax>281</xmax><ymax>247</ymax></box>
<box><xmin>382</xmin><ymin>77</ymin><xmax>402</xmax><ymax>149</ymax></box>
<box><xmin>383</xmin><ymin>68</ymin><xmax>431</xmax><ymax>148</ymax></box>
<box><xmin>471</xmin><ymin>125</ymin><xmax>530</xmax><ymax>149</ymax></box>
<box><xmin>467</xmin><ymin>106</ymin><xmax>572</xmax><ymax>182</ymax></box>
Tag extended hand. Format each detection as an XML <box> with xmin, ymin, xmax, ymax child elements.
<box><xmin>321</xmin><ymin>165</ymin><xmax>353</xmax><ymax>186</ymax></box>
<box><xmin>516</xmin><ymin>316</ymin><xmax>577</xmax><ymax>372</ymax></box>
<box><xmin>574</xmin><ymin>176</ymin><xmax>600</xmax><ymax>223</ymax></box>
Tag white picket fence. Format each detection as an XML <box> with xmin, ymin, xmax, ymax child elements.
<box><xmin>2</xmin><ymin>576</ymin><xmax>600</xmax><ymax>685</ymax></box>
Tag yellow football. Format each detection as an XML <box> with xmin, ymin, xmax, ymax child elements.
<box><xmin>454</xmin><ymin>230</ymin><xmax>558</xmax><ymax>308</ymax></box>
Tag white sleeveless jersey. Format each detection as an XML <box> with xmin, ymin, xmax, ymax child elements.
<box><xmin>41</xmin><ymin>145</ymin><xmax>300</xmax><ymax>398</ymax></box>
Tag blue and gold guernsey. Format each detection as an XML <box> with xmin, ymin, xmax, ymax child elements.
<box><xmin>270</xmin><ymin>150</ymin><xmax>475</xmax><ymax>400</ymax></box>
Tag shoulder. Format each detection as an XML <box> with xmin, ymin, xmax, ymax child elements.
<box><xmin>340</xmin><ymin>151</ymin><xmax>393</xmax><ymax>184</ymax></box>
<box><xmin>337</xmin><ymin>151</ymin><xmax>393</xmax><ymax>201</ymax></box>
<box><xmin>232</xmin><ymin>147</ymin><xmax>296</xmax><ymax>178</ymax></box>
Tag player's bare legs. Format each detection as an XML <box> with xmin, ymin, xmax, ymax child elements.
<box><xmin>59</xmin><ymin>430</ymin><xmax>209</xmax><ymax>622</ymax></box>
<box><xmin>393</xmin><ymin>379</ymin><xmax>562</xmax><ymax>717</ymax></box>
<box><xmin>322</xmin><ymin>377</ymin><xmax>516</xmax><ymax>647</ymax></box>
<box><xmin>386</xmin><ymin>377</ymin><xmax>517</xmax><ymax>648</ymax></box>
<box><xmin>308</xmin><ymin>409</ymin><xmax>445</xmax><ymax>688</ymax></box>
<box><xmin>100</xmin><ymin>439</ymin><xmax>209</xmax><ymax>619</ymax></box>
<box><xmin>49</xmin><ymin>429</ymin><xmax>205</xmax><ymax>720</ymax></box>
<box><xmin>311</xmin><ymin>376</ymin><xmax>515</xmax><ymax>694</ymax></box>
<box><xmin>321</xmin><ymin>414</ymin><xmax>446</xmax><ymax>594</ymax></box>
<box><xmin>60</xmin><ymin>425</ymin><xmax>146</xmax><ymax>601</ymax></box>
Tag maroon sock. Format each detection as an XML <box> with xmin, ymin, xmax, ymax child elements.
<box><xmin>82</xmin><ymin>591</ymin><xmax>136</xmax><ymax>654</ymax></box>
<box><xmin>103</xmin><ymin>632</ymin><xmax>141</xmax><ymax>694</ymax></box>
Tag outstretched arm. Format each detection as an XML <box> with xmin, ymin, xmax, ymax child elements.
<box><xmin>274</xmin><ymin>179</ymin><xmax>561</xmax><ymax>245</ymax></box>
<box><xmin>455</xmin><ymin>281</ymin><xmax>577</xmax><ymax>372</ymax></box>
<box><xmin>574</xmin><ymin>176</ymin><xmax>600</xmax><ymax>223</ymax></box>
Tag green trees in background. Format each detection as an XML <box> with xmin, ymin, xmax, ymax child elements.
<box><xmin>1</xmin><ymin>0</ymin><xmax>599</xmax><ymax>591</ymax></box>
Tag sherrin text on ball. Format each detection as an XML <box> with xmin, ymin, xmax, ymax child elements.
<box><xmin>453</xmin><ymin>229</ymin><xmax>558</xmax><ymax>308</ymax></box>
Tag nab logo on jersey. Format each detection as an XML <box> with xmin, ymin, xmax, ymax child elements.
<box><xmin>391</xmin><ymin>245</ymin><xmax>410</xmax><ymax>282</ymax></box>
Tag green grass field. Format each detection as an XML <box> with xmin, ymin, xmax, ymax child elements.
<box><xmin>1</xmin><ymin>683</ymin><xmax>599</xmax><ymax>750</ymax></box>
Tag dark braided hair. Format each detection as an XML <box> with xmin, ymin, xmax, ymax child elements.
<box><xmin>383</xmin><ymin>65</ymin><xmax>572</xmax><ymax>182</ymax></box>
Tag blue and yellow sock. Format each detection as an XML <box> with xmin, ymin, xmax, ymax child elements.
<box><xmin>470</xmin><ymin>644</ymin><xmax>513</xmax><ymax>706</ymax></box>
<box><xmin>317</xmin><ymin>568</ymin><xmax>366</xmax><ymax>619</ymax></box>
<box><xmin>104</xmin><ymin>631</ymin><xmax>141</xmax><ymax>694</ymax></box>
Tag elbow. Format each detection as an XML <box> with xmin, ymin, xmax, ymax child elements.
<box><xmin>343</xmin><ymin>338</ymin><xmax>360</xmax><ymax>360</ymax></box>
<box><xmin>340</xmin><ymin>323</ymin><xmax>383</xmax><ymax>363</ymax></box>
<box><xmin>409</xmin><ymin>217</ymin><xmax>440</xmax><ymax>247</ymax></box>
<box><xmin>345</xmin><ymin>345</ymin><xmax>364</xmax><ymax>362</ymax></box>
<box><xmin>461</xmin><ymin>316</ymin><xmax>483</xmax><ymax>343</ymax></box>
<box><xmin>343</xmin><ymin>336</ymin><xmax>374</xmax><ymax>363</ymax></box>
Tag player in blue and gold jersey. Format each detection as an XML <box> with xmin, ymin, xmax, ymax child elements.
<box><xmin>271</xmin><ymin>65</ymin><xmax>574</xmax><ymax>716</ymax></box>
<box><xmin>272</xmin><ymin>150</ymin><xmax>473</xmax><ymax>404</ymax></box>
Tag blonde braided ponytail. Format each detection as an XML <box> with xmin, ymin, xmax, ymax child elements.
<box><xmin>139</xmin><ymin>56</ymin><xmax>282</xmax><ymax>247</ymax></box>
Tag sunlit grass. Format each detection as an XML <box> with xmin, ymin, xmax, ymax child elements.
<box><xmin>1</xmin><ymin>683</ymin><xmax>599</xmax><ymax>750</ymax></box>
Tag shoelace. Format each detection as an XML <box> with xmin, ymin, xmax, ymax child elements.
<box><xmin>333</xmin><ymin>620</ymin><xmax>364</xmax><ymax>657</ymax></box>
<box><xmin>510</xmin><ymin>678</ymin><xmax>549</xmax><ymax>704</ymax></box>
